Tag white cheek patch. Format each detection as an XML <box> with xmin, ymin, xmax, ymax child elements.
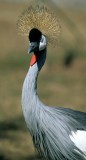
<box><xmin>39</xmin><ymin>35</ymin><xmax>47</xmax><ymax>51</ymax></box>
<box><xmin>69</xmin><ymin>130</ymin><xmax>86</xmax><ymax>155</ymax></box>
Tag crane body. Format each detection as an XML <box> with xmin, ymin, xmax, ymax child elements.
<box><xmin>22</xmin><ymin>29</ymin><xmax>86</xmax><ymax>160</ymax></box>
<box><xmin>17</xmin><ymin>5</ymin><xmax>86</xmax><ymax>160</ymax></box>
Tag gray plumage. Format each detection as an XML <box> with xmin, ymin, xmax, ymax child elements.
<box><xmin>17</xmin><ymin>4</ymin><xmax>86</xmax><ymax>159</ymax></box>
<box><xmin>22</xmin><ymin>43</ymin><xmax>86</xmax><ymax>160</ymax></box>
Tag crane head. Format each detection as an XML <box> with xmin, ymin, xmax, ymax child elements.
<box><xmin>28</xmin><ymin>28</ymin><xmax>47</xmax><ymax>66</ymax></box>
<box><xmin>28</xmin><ymin>28</ymin><xmax>47</xmax><ymax>53</ymax></box>
<box><xmin>28</xmin><ymin>28</ymin><xmax>42</xmax><ymax>53</ymax></box>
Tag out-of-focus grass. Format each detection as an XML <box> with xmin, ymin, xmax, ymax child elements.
<box><xmin>0</xmin><ymin>1</ymin><xmax>86</xmax><ymax>160</ymax></box>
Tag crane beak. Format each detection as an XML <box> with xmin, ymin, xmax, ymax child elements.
<box><xmin>28</xmin><ymin>42</ymin><xmax>39</xmax><ymax>54</ymax></box>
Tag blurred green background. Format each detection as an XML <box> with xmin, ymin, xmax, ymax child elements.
<box><xmin>0</xmin><ymin>0</ymin><xmax>86</xmax><ymax>159</ymax></box>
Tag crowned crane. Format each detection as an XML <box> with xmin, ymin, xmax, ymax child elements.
<box><xmin>17</xmin><ymin>5</ymin><xmax>86</xmax><ymax>160</ymax></box>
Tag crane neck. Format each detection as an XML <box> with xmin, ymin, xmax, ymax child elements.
<box><xmin>22</xmin><ymin>48</ymin><xmax>47</xmax><ymax>131</ymax></box>
<box><xmin>22</xmin><ymin>48</ymin><xmax>47</xmax><ymax>112</ymax></box>
<box><xmin>28</xmin><ymin>48</ymin><xmax>47</xmax><ymax>92</ymax></box>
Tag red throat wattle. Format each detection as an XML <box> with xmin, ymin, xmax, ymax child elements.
<box><xmin>30</xmin><ymin>53</ymin><xmax>40</xmax><ymax>66</ymax></box>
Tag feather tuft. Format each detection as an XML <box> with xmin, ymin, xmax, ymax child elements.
<box><xmin>17</xmin><ymin>5</ymin><xmax>61</xmax><ymax>46</ymax></box>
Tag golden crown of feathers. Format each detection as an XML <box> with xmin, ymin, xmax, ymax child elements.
<box><xmin>17</xmin><ymin>5</ymin><xmax>61</xmax><ymax>46</ymax></box>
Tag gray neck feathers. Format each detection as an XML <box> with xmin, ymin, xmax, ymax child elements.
<box><xmin>27</xmin><ymin>48</ymin><xmax>46</xmax><ymax>94</ymax></box>
<box><xmin>22</xmin><ymin>48</ymin><xmax>46</xmax><ymax>129</ymax></box>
